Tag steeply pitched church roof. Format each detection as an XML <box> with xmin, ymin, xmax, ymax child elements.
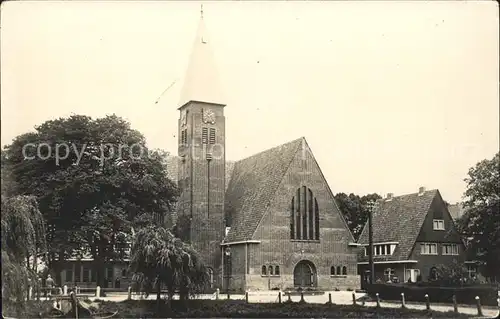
<box><xmin>224</xmin><ymin>138</ymin><xmax>304</xmax><ymax>243</ymax></box>
<box><xmin>178</xmin><ymin>16</ymin><xmax>225</xmax><ymax>108</ymax></box>
<box><xmin>357</xmin><ymin>189</ymin><xmax>438</xmax><ymax>261</ymax></box>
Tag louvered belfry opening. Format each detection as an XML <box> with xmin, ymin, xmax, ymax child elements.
<box><xmin>290</xmin><ymin>186</ymin><xmax>320</xmax><ymax>240</ymax></box>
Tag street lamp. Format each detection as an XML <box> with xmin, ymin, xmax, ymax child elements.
<box><xmin>366</xmin><ymin>200</ymin><xmax>378</xmax><ymax>285</ymax></box>
<box><xmin>224</xmin><ymin>247</ymin><xmax>231</xmax><ymax>293</ymax></box>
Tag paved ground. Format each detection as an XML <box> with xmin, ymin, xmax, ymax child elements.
<box><xmin>64</xmin><ymin>291</ymin><xmax>499</xmax><ymax>317</ymax></box>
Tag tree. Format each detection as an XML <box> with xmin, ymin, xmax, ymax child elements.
<box><xmin>334</xmin><ymin>192</ymin><xmax>382</xmax><ymax>240</ymax></box>
<box><xmin>129</xmin><ymin>226</ymin><xmax>208</xmax><ymax>310</ymax></box>
<box><xmin>456</xmin><ymin>152</ymin><xmax>500</xmax><ymax>280</ymax></box>
<box><xmin>3</xmin><ymin>114</ymin><xmax>179</xmax><ymax>287</ymax></box>
<box><xmin>1</xmin><ymin>195</ymin><xmax>47</xmax><ymax>312</ymax></box>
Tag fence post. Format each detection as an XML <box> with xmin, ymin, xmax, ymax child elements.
<box><xmin>287</xmin><ymin>291</ymin><xmax>292</xmax><ymax>303</ymax></box>
<box><xmin>328</xmin><ymin>293</ymin><xmax>332</xmax><ymax>305</ymax></box>
<box><xmin>227</xmin><ymin>291</ymin><xmax>230</xmax><ymax>300</ymax></box>
<box><xmin>424</xmin><ymin>294</ymin><xmax>430</xmax><ymax>311</ymax></box>
<box><xmin>245</xmin><ymin>291</ymin><xmax>248</xmax><ymax>303</ymax></box>
<box><xmin>452</xmin><ymin>295</ymin><xmax>458</xmax><ymax>314</ymax></box>
<box><xmin>278</xmin><ymin>291</ymin><xmax>282</xmax><ymax>304</ymax></box>
<box><xmin>215</xmin><ymin>288</ymin><xmax>219</xmax><ymax>300</ymax></box>
<box><xmin>28</xmin><ymin>286</ymin><xmax>32</xmax><ymax>300</ymax></box>
<box><xmin>400</xmin><ymin>292</ymin><xmax>406</xmax><ymax>308</ymax></box>
<box><xmin>300</xmin><ymin>292</ymin><xmax>305</xmax><ymax>303</ymax></box>
<box><xmin>63</xmin><ymin>285</ymin><xmax>68</xmax><ymax>295</ymax></box>
<box><xmin>127</xmin><ymin>286</ymin><xmax>132</xmax><ymax>300</ymax></box>
<box><xmin>475</xmin><ymin>296</ymin><xmax>483</xmax><ymax>317</ymax></box>
<box><xmin>96</xmin><ymin>286</ymin><xmax>101</xmax><ymax>298</ymax></box>
<box><xmin>376</xmin><ymin>293</ymin><xmax>381</xmax><ymax>308</ymax></box>
<box><xmin>352</xmin><ymin>291</ymin><xmax>357</xmax><ymax>305</ymax></box>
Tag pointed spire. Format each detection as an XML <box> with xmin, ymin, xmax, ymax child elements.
<box><xmin>178</xmin><ymin>7</ymin><xmax>225</xmax><ymax>109</ymax></box>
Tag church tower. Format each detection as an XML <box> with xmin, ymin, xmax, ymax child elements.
<box><xmin>177</xmin><ymin>8</ymin><xmax>226</xmax><ymax>285</ymax></box>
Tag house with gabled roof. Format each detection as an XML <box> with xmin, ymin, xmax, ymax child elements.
<box><xmin>357</xmin><ymin>187</ymin><xmax>467</xmax><ymax>285</ymax></box>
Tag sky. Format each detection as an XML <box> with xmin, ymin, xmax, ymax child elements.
<box><xmin>1</xmin><ymin>1</ymin><xmax>498</xmax><ymax>204</ymax></box>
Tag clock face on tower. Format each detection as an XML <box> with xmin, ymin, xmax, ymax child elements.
<box><xmin>202</xmin><ymin>108</ymin><xmax>216</xmax><ymax>124</ymax></box>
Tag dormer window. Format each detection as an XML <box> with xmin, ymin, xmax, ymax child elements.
<box><xmin>364</xmin><ymin>242</ymin><xmax>397</xmax><ymax>256</ymax></box>
<box><xmin>433</xmin><ymin>219</ymin><xmax>445</xmax><ymax>230</ymax></box>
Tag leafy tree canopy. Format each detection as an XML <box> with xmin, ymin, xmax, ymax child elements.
<box><xmin>457</xmin><ymin>152</ymin><xmax>500</xmax><ymax>279</ymax></box>
<box><xmin>334</xmin><ymin>192</ymin><xmax>382</xmax><ymax>241</ymax></box>
<box><xmin>2</xmin><ymin>114</ymin><xmax>179</xmax><ymax>285</ymax></box>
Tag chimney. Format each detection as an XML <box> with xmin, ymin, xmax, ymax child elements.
<box><xmin>386</xmin><ymin>193</ymin><xmax>393</xmax><ymax>201</ymax></box>
<box><xmin>418</xmin><ymin>186</ymin><xmax>426</xmax><ymax>196</ymax></box>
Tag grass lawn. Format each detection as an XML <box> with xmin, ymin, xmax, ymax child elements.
<box><xmin>2</xmin><ymin>299</ymin><xmax>477</xmax><ymax>318</ymax></box>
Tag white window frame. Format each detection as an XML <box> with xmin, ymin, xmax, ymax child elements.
<box><xmin>420</xmin><ymin>243</ymin><xmax>438</xmax><ymax>255</ymax></box>
<box><xmin>433</xmin><ymin>219</ymin><xmax>445</xmax><ymax>230</ymax></box>
<box><xmin>467</xmin><ymin>265</ymin><xmax>477</xmax><ymax>279</ymax></box>
<box><xmin>366</xmin><ymin>244</ymin><xmax>397</xmax><ymax>256</ymax></box>
<box><xmin>442</xmin><ymin>243</ymin><xmax>459</xmax><ymax>255</ymax></box>
<box><xmin>384</xmin><ymin>268</ymin><xmax>394</xmax><ymax>282</ymax></box>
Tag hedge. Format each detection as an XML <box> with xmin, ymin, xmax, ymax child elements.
<box><xmin>365</xmin><ymin>283</ymin><xmax>498</xmax><ymax>306</ymax></box>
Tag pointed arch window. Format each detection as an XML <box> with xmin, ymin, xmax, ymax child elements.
<box><xmin>261</xmin><ymin>265</ymin><xmax>267</xmax><ymax>276</ymax></box>
<box><xmin>290</xmin><ymin>186</ymin><xmax>320</xmax><ymax>240</ymax></box>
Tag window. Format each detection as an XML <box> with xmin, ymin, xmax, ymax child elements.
<box><xmin>342</xmin><ymin>266</ymin><xmax>347</xmax><ymax>275</ymax></box>
<box><xmin>209</xmin><ymin>128</ymin><xmax>216</xmax><ymax>144</ymax></box>
<box><xmin>82</xmin><ymin>267</ymin><xmax>90</xmax><ymax>282</ymax></box>
<box><xmin>467</xmin><ymin>265</ymin><xmax>477</xmax><ymax>279</ymax></box>
<box><xmin>180</xmin><ymin>129</ymin><xmax>188</xmax><ymax>145</ymax></box>
<box><xmin>420</xmin><ymin>243</ymin><xmax>438</xmax><ymax>255</ymax></box>
<box><xmin>106</xmin><ymin>267</ymin><xmax>113</xmax><ymax>280</ymax></box>
<box><xmin>442</xmin><ymin>244</ymin><xmax>459</xmax><ymax>255</ymax></box>
<box><xmin>330</xmin><ymin>266</ymin><xmax>335</xmax><ymax>276</ymax></box>
<box><xmin>66</xmin><ymin>268</ymin><xmax>73</xmax><ymax>283</ymax></box>
<box><xmin>370</xmin><ymin>244</ymin><xmax>396</xmax><ymax>256</ymax></box>
<box><xmin>384</xmin><ymin>268</ymin><xmax>394</xmax><ymax>282</ymax></box>
<box><xmin>202</xmin><ymin>127</ymin><xmax>208</xmax><ymax>144</ymax></box>
<box><xmin>262</xmin><ymin>265</ymin><xmax>280</xmax><ymax>276</ymax></box>
<box><xmin>207</xmin><ymin>268</ymin><xmax>214</xmax><ymax>288</ymax></box>
<box><xmin>336</xmin><ymin>266</ymin><xmax>341</xmax><ymax>275</ymax></box>
<box><xmin>121</xmin><ymin>269</ymin><xmax>127</xmax><ymax>277</ymax></box>
<box><xmin>290</xmin><ymin>186</ymin><xmax>320</xmax><ymax>240</ymax></box>
<box><xmin>433</xmin><ymin>219</ymin><xmax>445</xmax><ymax>230</ymax></box>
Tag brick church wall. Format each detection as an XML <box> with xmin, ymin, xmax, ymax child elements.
<box><xmin>235</xmin><ymin>142</ymin><xmax>360</xmax><ymax>291</ymax></box>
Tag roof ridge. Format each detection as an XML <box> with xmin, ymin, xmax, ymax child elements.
<box><xmin>403</xmin><ymin>190</ymin><xmax>439</xmax><ymax>259</ymax></box>
<box><xmin>248</xmin><ymin>139</ymin><xmax>304</xmax><ymax>240</ymax></box>
<box><xmin>379</xmin><ymin>189</ymin><xmax>438</xmax><ymax>200</ymax></box>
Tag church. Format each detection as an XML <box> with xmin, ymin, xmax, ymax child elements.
<box><xmin>167</xmin><ymin>12</ymin><xmax>360</xmax><ymax>292</ymax></box>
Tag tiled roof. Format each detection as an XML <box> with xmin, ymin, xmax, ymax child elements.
<box><xmin>357</xmin><ymin>189</ymin><xmax>438</xmax><ymax>262</ymax></box>
<box><xmin>224</xmin><ymin>138</ymin><xmax>304</xmax><ymax>243</ymax></box>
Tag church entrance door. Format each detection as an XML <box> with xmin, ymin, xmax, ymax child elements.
<box><xmin>293</xmin><ymin>260</ymin><xmax>317</xmax><ymax>287</ymax></box>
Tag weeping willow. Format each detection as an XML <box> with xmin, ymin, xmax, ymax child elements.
<box><xmin>129</xmin><ymin>226</ymin><xmax>209</xmax><ymax>304</ymax></box>
<box><xmin>1</xmin><ymin>195</ymin><xmax>47</xmax><ymax>303</ymax></box>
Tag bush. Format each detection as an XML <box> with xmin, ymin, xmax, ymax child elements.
<box><xmin>365</xmin><ymin>283</ymin><xmax>498</xmax><ymax>306</ymax></box>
